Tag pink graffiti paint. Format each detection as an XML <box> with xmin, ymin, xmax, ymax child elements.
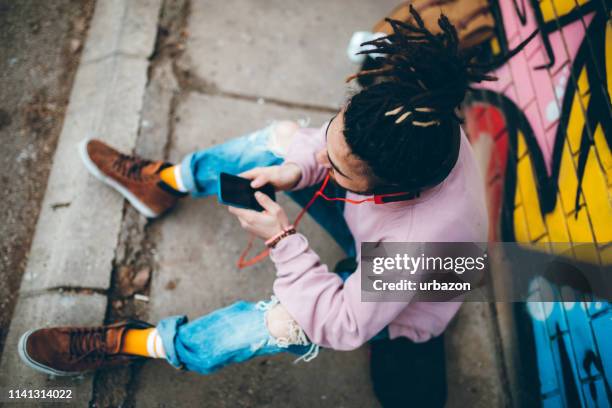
<box><xmin>472</xmin><ymin>1</ymin><xmax>595</xmax><ymax>174</ymax></box>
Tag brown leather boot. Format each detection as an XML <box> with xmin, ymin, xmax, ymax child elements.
<box><xmin>18</xmin><ymin>320</ymin><xmax>153</xmax><ymax>376</ymax></box>
<box><xmin>79</xmin><ymin>139</ymin><xmax>187</xmax><ymax>218</ymax></box>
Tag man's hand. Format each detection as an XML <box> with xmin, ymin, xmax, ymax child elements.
<box><xmin>228</xmin><ymin>192</ymin><xmax>290</xmax><ymax>240</ymax></box>
<box><xmin>240</xmin><ymin>163</ymin><xmax>302</xmax><ymax>192</ymax></box>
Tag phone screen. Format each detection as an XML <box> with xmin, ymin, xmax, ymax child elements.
<box><xmin>218</xmin><ymin>172</ymin><xmax>275</xmax><ymax>211</ymax></box>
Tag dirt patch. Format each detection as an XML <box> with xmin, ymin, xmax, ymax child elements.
<box><xmin>0</xmin><ymin>109</ymin><xmax>11</xmax><ymax>129</ymax></box>
<box><xmin>0</xmin><ymin>0</ymin><xmax>95</xmax><ymax>356</ymax></box>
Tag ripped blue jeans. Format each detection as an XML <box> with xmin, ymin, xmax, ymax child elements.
<box><xmin>156</xmin><ymin>124</ymin><xmax>360</xmax><ymax>375</ymax></box>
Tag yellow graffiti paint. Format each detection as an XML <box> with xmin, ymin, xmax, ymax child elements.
<box><xmin>515</xmin><ymin>134</ymin><xmax>548</xmax><ymax>240</ymax></box>
<box><xmin>567</xmin><ymin>71</ymin><xmax>591</xmax><ymax>154</ymax></box>
<box><xmin>594</xmin><ymin>125</ymin><xmax>611</xmax><ymax>174</ymax></box>
<box><xmin>577</xmin><ymin>66</ymin><xmax>590</xmax><ymax>97</ymax></box>
<box><xmin>580</xmin><ymin>146</ymin><xmax>612</xmax><ymax>244</ymax></box>
<box><xmin>566</xmin><ymin>204</ymin><xmax>595</xmax><ymax>243</ymax></box>
<box><xmin>544</xmin><ymin>193</ymin><xmax>571</xmax><ymax>243</ymax></box>
<box><xmin>557</xmin><ymin>140</ymin><xmax>580</xmax><ymax>215</ymax></box>
<box><xmin>517</xmin><ymin>129</ymin><xmax>528</xmax><ymax>158</ymax></box>
<box><xmin>490</xmin><ymin>36</ymin><xmax>501</xmax><ymax>56</ymax></box>
<box><xmin>501</xmin><ymin>1</ymin><xmax>611</xmax><ymax>264</ymax></box>
<box><xmin>540</xmin><ymin>0</ymin><xmax>591</xmax><ymax>23</ymax></box>
<box><xmin>514</xmin><ymin>204</ymin><xmax>531</xmax><ymax>242</ymax></box>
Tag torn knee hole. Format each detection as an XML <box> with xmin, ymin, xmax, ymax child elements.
<box><xmin>265</xmin><ymin>304</ymin><xmax>309</xmax><ymax>347</ymax></box>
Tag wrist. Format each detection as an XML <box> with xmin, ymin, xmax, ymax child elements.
<box><xmin>283</xmin><ymin>163</ymin><xmax>302</xmax><ymax>189</ymax></box>
<box><xmin>265</xmin><ymin>225</ymin><xmax>297</xmax><ymax>248</ymax></box>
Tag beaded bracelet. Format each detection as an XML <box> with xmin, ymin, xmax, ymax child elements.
<box><xmin>265</xmin><ymin>226</ymin><xmax>297</xmax><ymax>249</ymax></box>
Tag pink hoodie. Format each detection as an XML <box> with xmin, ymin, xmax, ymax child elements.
<box><xmin>270</xmin><ymin>124</ymin><xmax>488</xmax><ymax>350</ymax></box>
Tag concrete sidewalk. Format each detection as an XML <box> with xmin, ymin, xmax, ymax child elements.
<box><xmin>0</xmin><ymin>0</ymin><xmax>161</xmax><ymax>405</ymax></box>
<box><xmin>1</xmin><ymin>1</ymin><xmax>509</xmax><ymax>406</ymax></box>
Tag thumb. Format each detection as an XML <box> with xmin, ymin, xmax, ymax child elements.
<box><xmin>254</xmin><ymin>191</ymin><xmax>278</xmax><ymax>213</ymax></box>
<box><xmin>250</xmin><ymin>174</ymin><xmax>268</xmax><ymax>188</ymax></box>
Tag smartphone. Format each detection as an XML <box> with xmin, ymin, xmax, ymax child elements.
<box><xmin>218</xmin><ymin>172</ymin><xmax>275</xmax><ymax>211</ymax></box>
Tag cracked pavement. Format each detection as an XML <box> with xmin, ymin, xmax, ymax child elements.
<box><xmin>1</xmin><ymin>1</ymin><xmax>509</xmax><ymax>406</ymax></box>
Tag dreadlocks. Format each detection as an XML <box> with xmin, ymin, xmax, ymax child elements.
<box><xmin>343</xmin><ymin>5</ymin><xmax>535</xmax><ymax>193</ymax></box>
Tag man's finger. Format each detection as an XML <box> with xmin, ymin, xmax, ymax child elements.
<box><xmin>254</xmin><ymin>191</ymin><xmax>279</xmax><ymax>213</ymax></box>
<box><xmin>250</xmin><ymin>175</ymin><xmax>268</xmax><ymax>188</ymax></box>
<box><xmin>239</xmin><ymin>167</ymin><xmax>263</xmax><ymax>180</ymax></box>
<box><xmin>228</xmin><ymin>205</ymin><xmax>257</xmax><ymax>219</ymax></box>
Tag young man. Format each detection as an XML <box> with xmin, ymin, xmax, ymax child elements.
<box><xmin>18</xmin><ymin>9</ymin><xmax>506</xmax><ymax>407</ymax></box>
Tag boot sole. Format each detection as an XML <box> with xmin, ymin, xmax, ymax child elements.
<box><xmin>18</xmin><ymin>330</ymin><xmax>82</xmax><ymax>376</ymax></box>
<box><xmin>78</xmin><ymin>139</ymin><xmax>159</xmax><ymax>218</ymax></box>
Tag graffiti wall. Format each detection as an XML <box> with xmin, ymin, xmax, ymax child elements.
<box><xmin>462</xmin><ymin>0</ymin><xmax>611</xmax><ymax>406</ymax></box>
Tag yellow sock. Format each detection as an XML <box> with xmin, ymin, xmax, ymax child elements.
<box><xmin>121</xmin><ymin>328</ymin><xmax>166</xmax><ymax>358</ymax></box>
<box><xmin>160</xmin><ymin>165</ymin><xmax>187</xmax><ymax>192</ymax></box>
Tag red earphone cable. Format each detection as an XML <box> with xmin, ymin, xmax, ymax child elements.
<box><xmin>237</xmin><ymin>176</ymin><xmax>327</xmax><ymax>268</ymax></box>
<box><xmin>237</xmin><ymin>172</ymin><xmax>410</xmax><ymax>268</ymax></box>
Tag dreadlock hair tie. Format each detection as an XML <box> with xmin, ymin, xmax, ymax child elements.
<box><xmin>395</xmin><ymin>111</ymin><xmax>412</xmax><ymax>124</ymax></box>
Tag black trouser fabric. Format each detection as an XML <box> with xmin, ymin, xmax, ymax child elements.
<box><xmin>370</xmin><ymin>334</ymin><xmax>447</xmax><ymax>408</ymax></box>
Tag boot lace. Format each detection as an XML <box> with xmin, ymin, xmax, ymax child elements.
<box><xmin>112</xmin><ymin>153</ymin><xmax>154</xmax><ymax>181</ymax></box>
<box><xmin>69</xmin><ymin>327</ymin><xmax>108</xmax><ymax>361</ymax></box>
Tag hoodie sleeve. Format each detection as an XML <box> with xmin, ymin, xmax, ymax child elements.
<box><xmin>270</xmin><ymin>233</ymin><xmax>411</xmax><ymax>350</ymax></box>
<box><xmin>284</xmin><ymin>124</ymin><xmax>329</xmax><ymax>190</ymax></box>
